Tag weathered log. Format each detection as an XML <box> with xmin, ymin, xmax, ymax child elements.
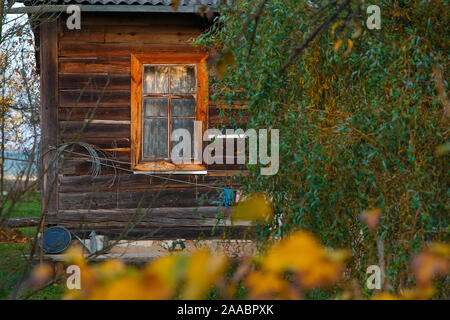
<box><xmin>45</xmin><ymin>207</ymin><xmax>252</xmax><ymax>240</ymax></box>
<box><xmin>6</xmin><ymin>217</ymin><xmax>40</xmax><ymax>228</ymax></box>
<box><xmin>46</xmin><ymin>207</ymin><xmax>246</xmax><ymax>229</ymax></box>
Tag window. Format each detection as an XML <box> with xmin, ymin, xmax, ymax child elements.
<box><xmin>131</xmin><ymin>53</ymin><xmax>208</xmax><ymax>172</ymax></box>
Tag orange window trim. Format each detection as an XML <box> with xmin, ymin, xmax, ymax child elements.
<box><xmin>131</xmin><ymin>53</ymin><xmax>208</xmax><ymax>172</ymax></box>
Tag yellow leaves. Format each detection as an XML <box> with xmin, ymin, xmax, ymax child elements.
<box><xmin>333</xmin><ymin>39</ymin><xmax>343</xmax><ymax>52</ymax></box>
<box><xmin>63</xmin><ymin>248</ymin><xmax>227</xmax><ymax>300</ymax></box>
<box><xmin>145</xmin><ymin>254</ymin><xmax>184</xmax><ymax>290</ymax></box>
<box><xmin>360</xmin><ymin>208</ymin><xmax>382</xmax><ymax>231</ymax></box>
<box><xmin>331</xmin><ymin>21</ymin><xmax>344</xmax><ymax>34</ymax></box>
<box><xmin>57</xmin><ymin>231</ymin><xmax>446</xmax><ymax>300</ymax></box>
<box><xmin>371</xmin><ymin>242</ymin><xmax>449</xmax><ymax>300</ymax></box>
<box><xmin>436</xmin><ymin>142</ymin><xmax>450</xmax><ymax>156</ymax></box>
<box><xmin>89</xmin><ymin>277</ymin><xmax>151</xmax><ymax>300</ymax></box>
<box><xmin>372</xmin><ymin>286</ymin><xmax>437</xmax><ymax>300</ymax></box>
<box><xmin>28</xmin><ymin>263</ymin><xmax>53</xmax><ymax>288</ymax></box>
<box><xmin>246</xmin><ymin>271</ymin><xmax>299</xmax><ymax>299</ymax></box>
<box><xmin>232</xmin><ymin>193</ymin><xmax>274</xmax><ymax>222</ymax></box>
<box><xmin>96</xmin><ymin>259</ymin><xmax>126</xmax><ymax>280</ymax></box>
<box><xmin>428</xmin><ymin>242</ymin><xmax>450</xmax><ymax>257</ymax></box>
<box><xmin>343</xmin><ymin>39</ymin><xmax>354</xmax><ymax>56</ymax></box>
<box><xmin>261</xmin><ymin>231</ymin><xmax>348</xmax><ymax>290</ymax></box>
<box><xmin>351</xmin><ymin>24</ymin><xmax>362</xmax><ymax>39</ymax></box>
<box><xmin>63</xmin><ymin>245</ymin><xmax>86</xmax><ymax>268</ymax></box>
<box><xmin>183</xmin><ymin>249</ymin><xmax>228</xmax><ymax>299</ymax></box>
<box><xmin>333</xmin><ymin>39</ymin><xmax>354</xmax><ymax>56</ymax></box>
<box><xmin>216</xmin><ymin>51</ymin><xmax>236</xmax><ymax>79</ymax></box>
<box><xmin>371</xmin><ymin>293</ymin><xmax>400</xmax><ymax>300</ymax></box>
<box><xmin>411</xmin><ymin>243</ymin><xmax>449</xmax><ymax>288</ymax></box>
<box><xmin>331</xmin><ymin>19</ymin><xmax>360</xmax><ymax>56</ymax></box>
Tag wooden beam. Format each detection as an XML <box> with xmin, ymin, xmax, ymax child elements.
<box><xmin>6</xmin><ymin>217</ymin><xmax>40</xmax><ymax>228</ymax></box>
<box><xmin>45</xmin><ymin>207</ymin><xmax>253</xmax><ymax>240</ymax></box>
<box><xmin>40</xmin><ymin>18</ymin><xmax>59</xmax><ymax>214</ymax></box>
<box><xmin>46</xmin><ymin>207</ymin><xmax>250</xmax><ymax>228</ymax></box>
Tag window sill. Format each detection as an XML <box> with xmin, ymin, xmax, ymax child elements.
<box><xmin>132</xmin><ymin>162</ymin><xmax>207</xmax><ymax>175</ymax></box>
<box><xmin>133</xmin><ymin>170</ymin><xmax>207</xmax><ymax>175</ymax></box>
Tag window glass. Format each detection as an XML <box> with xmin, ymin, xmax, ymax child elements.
<box><xmin>172</xmin><ymin>118</ymin><xmax>194</xmax><ymax>158</ymax></box>
<box><xmin>170</xmin><ymin>66</ymin><xmax>196</xmax><ymax>94</ymax></box>
<box><xmin>144</xmin><ymin>98</ymin><xmax>168</xmax><ymax>117</ymax></box>
<box><xmin>143</xmin><ymin>65</ymin><xmax>169</xmax><ymax>94</ymax></box>
<box><xmin>143</xmin><ymin>119</ymin><xmax>168</xmax><ymax>159</ymax></box>
<box><xmin>171</xmin><ymin>98</ymin><xmax>195</xmax><ymax>117</ymax></box>
<box><xmin>141</xmin><ymin>64</ymin><xmax>196</xmax><ymax>161</ymax></box>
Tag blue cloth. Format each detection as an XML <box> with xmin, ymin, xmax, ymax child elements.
<box><xmin>222</xmin><ymin>189</ymin><xmax>234</xmax><ymax>207</ymax></box>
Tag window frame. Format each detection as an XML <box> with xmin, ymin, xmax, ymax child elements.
<box><xmin>131</xmin><ymin>53</ymin><xmax>208</xmax><ymax>172</ymax></box>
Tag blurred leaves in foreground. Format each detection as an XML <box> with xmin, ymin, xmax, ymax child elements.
<box><xmin>29</xmin><ymin>229</ymin><xmax>448</xmax><ymax>300</ymax></box>
<box><xmin>231</xmin><ymin>193</ymin><xmax>274</xmax><ymax>222</ymax></box>
<box><xmin>27</xmin><ymin>194</ymin><xmax>448</xmax><ymax>300</ymax></box>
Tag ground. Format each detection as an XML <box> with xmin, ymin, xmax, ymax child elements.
<box><xmin>0</xmin><ymin>193</ymin><xmax>64</xmax><ymax>300</ymax></box>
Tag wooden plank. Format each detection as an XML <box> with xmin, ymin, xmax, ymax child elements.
<box><xmin>58</xmin><ymin>174</ymin><xmax>234</xmax><ymax>193</ymax></box>
<box><xmin>59</xmin><ymin>121</ymin><xmax>130</xmax><ymax>139</ymax></box>
<box><xmin>40</xmin><ymin>18</ymin><xmax>59</xmax><ymax>214</ymax></box>
<box><xmin>58</xmin><ymin>189</ymin><xmax>219</xmax><ymax>210</ymax></box>
<box><xmin>104</xmin><ymin>25</ymin><xmax>201</xmax><ymax>44</ymax></box>
<box><xmin>59</xmin><ymin>90</ymin><xmax>130</xmax><ymax>107</ymax></box>
<box><xmin>7</xmin><ymin>217</ymin><xmax>40</xmax><ymax>228</ymax></box>
<box><xmin>58</xmin><ymin>107</ymin><xmax>131</xmax><ymax>121</ymax></box>
<box><xmin>60</xmin><ymin>157</ymin><xmax>130</xmax><ymax>176</ymax></box>
<box><xmin>51</xmin><ymin>207</ymin><xmax>234</xmax><ymax>226</ymax></box>
<box><xmin>60</xmin><ymin>27</ymin><xmax>105</xmax><ymax>43</ymax></box>
<box><xmin>59</xmin><ymin>59</ymin><xmax>130</xmax><ymax>73</ymax></box>
<box><xmin>46</xmin><ymin>207</ymin><xmax>251</xmax><ymax>239</ymax></box>
<box><xmin>59</xmin><ymin>43</ymin><xmax>206</xmax><ymax>58</ymax></box>
<box><xmin>59</xmin><ymin>73</ymin><xmax>130</xmax><ymax>90</ymax></box>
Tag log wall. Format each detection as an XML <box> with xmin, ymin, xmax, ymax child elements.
<box><xmin>42</xmin><ymin>12</ymin><xmax>248</xmax><ymax>239</ymax></box>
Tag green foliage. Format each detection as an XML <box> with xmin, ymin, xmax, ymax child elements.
<box><xmin>0</xmin><ymin>243</ymin><xmax>64</xmax><ymax>300</ymax></box>
<box><xmin>197</xmin><ymin>0</ymin><xmax>449</xmax><ymax>296</ymax></box>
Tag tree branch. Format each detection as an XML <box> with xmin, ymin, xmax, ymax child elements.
<box><xmin>278</xmin><ymin>0</ymin><xmax>350</xmax><ymax>74</ymax></box>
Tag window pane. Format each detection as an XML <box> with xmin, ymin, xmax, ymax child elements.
<box><xmin>172</xmin><ymin>118</ymin><xmax>194</xmax><ymax>158</ymax></box>
<box><xmin>143</xmin><ymin>65</ymin><xmax>169</xmax><ymax>94</ymax></box>
<box><xmin>170</xmin><ymin>66</ymin><xmax>196</xmax><ymax>94</ymax></box>
<box><xmin>171</xmin><ymin>98</ymin><xmax>195</xmax><ymax>117</ymax></box>
<box><xmin>143</xmin><ymin>119</ymin><xmax>168</xmax><ymax>158</ymax></box>
<box><xmin>144</xmin><ymin>98</ymin><xmax>168</xmax><ymax>117</ymax></box>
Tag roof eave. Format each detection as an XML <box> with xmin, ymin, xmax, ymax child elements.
<box><xmin>8</xmin><ymin>4</ymin><xmax>218</xmax><ymax>14</ymax></box>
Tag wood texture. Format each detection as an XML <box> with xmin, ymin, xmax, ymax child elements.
<box><xmin>46</xmin><ymin>207</ymin><xmax>252</xmax><ymax>240</ymax></box>
<box><xmin>40</xmin><ymin>18</ymin><xmax>59</xmax><ymax>214</ymax></box>
<box><xmin>51</xmin><ymin>13</ymin><xmax>248</xmax><ymax>238</ymax></box>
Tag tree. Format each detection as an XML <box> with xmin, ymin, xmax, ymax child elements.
<box><xmin>197</xmin><ymin>0</ymin><xmax>449</xmax><ymax>296</ymax></box>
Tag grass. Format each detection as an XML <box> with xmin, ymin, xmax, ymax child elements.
<box><xmin>0</xmin><ymin>192</ymin><xmax>64</xmax><ymax>300</ymax></box>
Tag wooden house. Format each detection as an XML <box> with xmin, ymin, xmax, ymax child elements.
<box><xmin>18</xmin><ymin>0</ymin><xmax>248</xmax><ymax>240</ymax></box>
